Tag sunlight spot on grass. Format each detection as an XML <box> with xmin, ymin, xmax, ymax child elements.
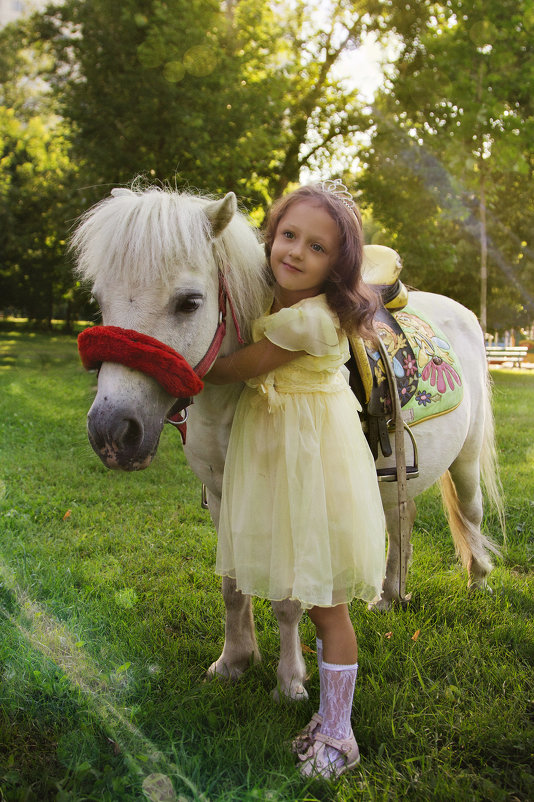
<box><xmin>0</xmin><ymin>556</ymin><xmax>207</xmax><ymax>801</ymax></box>
<box><xmin>114</xmin><ymin>587</ymin><xmax>140</xmax><ymax>608</ymax></box>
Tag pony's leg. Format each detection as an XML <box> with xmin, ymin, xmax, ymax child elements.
<box><xmin>271</xmin><ymin>599</ymin><xmax>308</xmax><ymax>702</ymax></box>
<box><xmin>371</xmin><ymin>499</ymin><xmax>417</xmax><ymax>612</ymax></box>
<box><xmin>441</xmin><ymin>458</ymin><xmax>497</xmax><ymax>592</ymax></box>
<box><xmin>206</xmin><ymin>576</ymin><xmax>261</xmax><ymax>681</ymax></box>
<box><xmin>203</xmin><ymin>487</ymin><xmax>260</xmax><ymax>681</ymax></box>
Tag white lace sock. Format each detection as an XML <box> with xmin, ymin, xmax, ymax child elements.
<box><xmin>318</xmin><ymin>661</ymin><xmax>358</xmax><ymax>769</ymax></box>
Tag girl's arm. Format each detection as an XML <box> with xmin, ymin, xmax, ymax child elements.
<box><xmin>205</xmin><ymin>338</ymin><xmax>304</xmax><ymax>385</ymax></box>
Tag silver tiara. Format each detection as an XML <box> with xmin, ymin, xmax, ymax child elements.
<box><xmin>316</xmin><ymin>179</ymin><xmax>356</xmax><ymax>213</ymax></box>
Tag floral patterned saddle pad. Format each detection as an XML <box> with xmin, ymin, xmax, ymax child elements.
<box><xmin>347</xmin><ymin>304</ymin><xmax>463</xmax><ymax>458</ymax></box>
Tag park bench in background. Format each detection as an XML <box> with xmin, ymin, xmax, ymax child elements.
<box><xmin>485</xmin><ymin>345</ymin><xmax>528</xmax><ymax>368</ymax></box>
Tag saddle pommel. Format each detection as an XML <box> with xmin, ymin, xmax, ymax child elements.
<box><xmin>362</xmin><ymin>244</ymin><xmax>402</xmax><ymax>284</ymax></box>
<box><xmin>362</xmin><ymin>244</ymin><xmax>409</xmax><ymax>311</ymax></box>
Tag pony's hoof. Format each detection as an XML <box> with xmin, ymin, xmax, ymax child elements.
<box><xmin>369</xmin><ymin>591</ymin><xmax>412</xmax><ymax>612</ymax></box>
<box><xmin>272</xmin><ymin>682</ymin><xmax>308</xmax><ymax>703</ymax></box>
<box><xmin>205</xmin><ymin>659</ymin><xmax>245</xmax><ymax>683</ymax></box>
<box><xmin>368</xmin><ymin>597</ymin><xmax>392</xmax><ymax>613</ymax></box>
<box><xmin>468</xmin><ymin>578</ymin><xmax>493</xmax><ymax>595</ymax></box>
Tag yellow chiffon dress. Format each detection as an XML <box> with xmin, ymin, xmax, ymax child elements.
<box><xmin>216</xmin><ymin>294</ymin><xmax>386</xmax><ymax>609</ymax></box>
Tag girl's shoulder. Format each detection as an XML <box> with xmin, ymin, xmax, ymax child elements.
<box><xmin>255</xmin><ymin>294</ymin><xmax>342</xmax><ymax>357</ymax></box>
<box><xmin>294</xmin><ymin>293</ymin><xmax>338</xmax><ymax>320</ymax></box>
<box><xmin>262</xmin><ymin>294</ymin><xmax>338</xmax><ymax>323</ymax></box>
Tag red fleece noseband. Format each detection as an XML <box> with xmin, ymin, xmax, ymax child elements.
<box><xmin>77</xmin><ymin>326</ymin><xmax>204</xmax><ymax>398</ymax></box>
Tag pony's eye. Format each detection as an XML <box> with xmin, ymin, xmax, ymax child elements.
<box><xmin>174</xmin><ymin>294</ymin><xmax>204</xmax><ymax>314</ymax></box>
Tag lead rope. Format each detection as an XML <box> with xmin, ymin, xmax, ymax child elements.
<box><xmin>376</xmin><ymin>336</ymin><xmax>411</xmax><ymax>605</ymax></box>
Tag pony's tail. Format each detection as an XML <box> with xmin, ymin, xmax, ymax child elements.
<box><xmin>439</xmin><ymin>371</ymin><xmax>504</xmax><ymax>574</ymax></box>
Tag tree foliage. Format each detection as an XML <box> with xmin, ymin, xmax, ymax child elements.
<box><xmin>35</xmin><ymin>0</ymin><xmax>375</xmax><ymax>209</ymax></box>
<box><xmin>359</xmin><ymin>0</ymin><xmax>534</xmax><ymax>330</ymax></box>
<box><xmin>0</xmin><ymin>107</ymin><xmax>79</xmax><ymax>325</ymax></box>
<box><xmin>1</xmin><ymin>0</ymin><xmax>532</xmax><ymax>330</ymax></box>
<box><xmin>2</xmin><ymin>0</ymin><xmax>380</xmax><ymax>319</ymax></box>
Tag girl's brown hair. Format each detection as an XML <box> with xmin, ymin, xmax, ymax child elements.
<box><xmin>263</xmin><ymin>184</ymin><xmax>379</xmax><ymax>341</ymax></box>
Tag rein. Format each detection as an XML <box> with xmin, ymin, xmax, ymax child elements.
<box><xmin>78</xmin><ymin>269</ymin><xmax>244</xmax><ymax>444</ymax></box>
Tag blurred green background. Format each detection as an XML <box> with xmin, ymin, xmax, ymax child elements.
<box><xmin>0</xmin><ymin>0</ymin><xmax>533</xmax><ymax>334</ymax></box>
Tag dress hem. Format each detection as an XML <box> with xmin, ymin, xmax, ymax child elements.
<box><xmin>215</xmin><ymin>570</ymin><xmax>382</xmax><ymax>610</ymax></box>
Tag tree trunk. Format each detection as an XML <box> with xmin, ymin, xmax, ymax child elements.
<box><xmin>479</xmin><ymin>169</ymin><xmax>487</xmax><ymax>335</ymax></box>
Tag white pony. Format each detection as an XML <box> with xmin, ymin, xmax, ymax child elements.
<box><xmin>73</xmin><ymin>186</ymin><xmax>502</xmax><ymax>700</ymax></box>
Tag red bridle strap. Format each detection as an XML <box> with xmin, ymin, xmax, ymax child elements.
<box><xmin>193</xmin><ymin>270</ymin><xmax>244</xmax><ymax>378</ymax></box>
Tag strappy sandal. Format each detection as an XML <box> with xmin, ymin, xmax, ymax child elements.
<box><xmin>290</xmin><ymin>712</ymin><xmax>323</xmax><ymax>754</ymax></box>
<box><xmin>298</xmin><ymin>730</ymin><xmax>360</xmax><ymax>781</ymax></box>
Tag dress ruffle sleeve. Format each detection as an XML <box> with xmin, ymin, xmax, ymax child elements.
<box><xmin>258</xmin><ymin>299</ymin><xmax>341</xmax><ymax>357</ymax></box>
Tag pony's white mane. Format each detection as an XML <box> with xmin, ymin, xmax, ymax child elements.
<box><xmin>72</xmin><ymin>186</ymin><xmax>270</xmax><ymax>337</ymax></box>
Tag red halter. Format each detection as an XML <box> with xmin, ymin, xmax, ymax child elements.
<box><xmin>78</xmin><ymin>271</ymin><xmax>244</xmax><ymax>443</ymax></box>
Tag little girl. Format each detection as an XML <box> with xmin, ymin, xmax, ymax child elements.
<box><xmin>206</xmin><ymin>181</ymin><xmax>386</xmax><ymax>781</ymax></box>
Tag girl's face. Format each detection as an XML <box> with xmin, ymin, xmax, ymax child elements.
<box><xmin>270</xmin><ymin>201</ymin><xmax>339</xmax><ymax>306</ymax></box>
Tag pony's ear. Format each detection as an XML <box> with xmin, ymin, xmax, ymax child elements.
<box><xmin>204</xmin><ymin>192</ymin><xmax>237</xmax><ymax>237</ymax></box>
<box><xmin>111</xmin><ymin>188</ymin><xmax>134</xmax><ymax>198</ymax></box>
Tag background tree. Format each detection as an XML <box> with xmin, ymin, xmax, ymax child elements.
<box><xmin>3</xmin><ymin>0</ymin><xmax>385</xmax><ymax>318</ymax></box>
<box><xmin>1</xmin><ymin>0</ymin><xmax>532</xmax><ymax>330</ymax></box>
<box><xmin>35</xmin><ymin>0</ymin><xmax>380</xmax><ymax>210</ymax></box>
<box><xmin>0</xmin><ymin>107</ymin><xmax>79</xmax><ymax>327</ymax></box>
<box><xmin>359</xmin><ymin>0</ymin><xmax>534</xmax><ymax>332</ymax></box>
<box><xmin>0</xmin><ymin>19</ymin><xmax>85</xmax><ymax>327</ymax></box>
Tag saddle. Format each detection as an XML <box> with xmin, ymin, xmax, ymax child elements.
<box><xmin>347</xmin><ymin>246</ymin><xmax>413</xmax><ymax>479</ymax></box>
<box><xmin>348</xmin><ymin>246</ymin><xmax>463</xmax><ymax>481</ymax></box>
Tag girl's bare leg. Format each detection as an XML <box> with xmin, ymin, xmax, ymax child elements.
<box><xmin>298</xmin><ymin>604</ymin><xmax>360</xmax><ymax>778</ymax></box>
<box><xmin>308</xmin><ymin>604</ymin><xmax>358</xmax><ymax>664</ymax></box>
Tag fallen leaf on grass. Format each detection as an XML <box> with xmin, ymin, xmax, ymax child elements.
<box><xmin>384</xmin><ymin>631</ymin><xmax>393</xmax><ymax>639</ymax></box>
<box><xmin>62</xmin><ymin>509</ymin><xmax>71</xmax><ymax>520</ymax></box>
<box><xmin>107</xmin><ymin>737</ymin><xmax>121</xmax><ymax>755</ymax></box>
<box><xmin>411</xmin><ymin>629</ymin><xmax>421</xmax><ymax>641</ymax></box>
<box><xmin>301</xmin><ymin>643</ymin><xmax>316</xmax><ymax>654</ymax></box>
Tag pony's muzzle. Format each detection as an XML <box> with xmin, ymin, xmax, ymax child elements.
<box><xmin>79</xmin><ymin>324</ymin><xmax>204</xmax><ymax>469</ymax></box>
<box><xmin>87</xmin><ymin>403</ymin><xmax>156</xmax><ymax>471</ymax></box>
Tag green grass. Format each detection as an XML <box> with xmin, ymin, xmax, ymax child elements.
<box><xmin>0</xmin><ymin>329</ymin><xmax>533</xmax><ymax>802</ymax></box>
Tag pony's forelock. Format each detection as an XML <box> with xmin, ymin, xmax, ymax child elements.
<box><xmin>71</xmin><ymin>187</ymin><xmax>269</xmax><ymax>338</ymax></box>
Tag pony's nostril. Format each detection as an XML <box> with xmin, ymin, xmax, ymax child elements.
<box><xmin>88</xmin><ymin>407</ymin><xmax>144</xmax><ymax>455</ymax></box>
<box><xmin>113</xmin><ymin>417</ymin><xmax>143</xmax><ymax>449</ymax></box>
